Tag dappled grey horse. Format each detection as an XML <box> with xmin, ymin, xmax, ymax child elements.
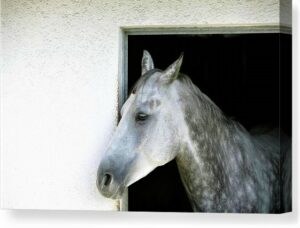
<box><xmin>97</xmin><ymin>51</ymin><xmax>291</xmax><ymax>213</ymax></box>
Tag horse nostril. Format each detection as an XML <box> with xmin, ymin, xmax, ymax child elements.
<box><xmin>103</xmin><ymin>173</ymin><xmax>112</xmax><ymax>187</ymax></box>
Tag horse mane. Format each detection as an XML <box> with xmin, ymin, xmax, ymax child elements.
<box><xmin>175</xmin><ymin>73</ymin><xmax>269</xmax><ymax>160</ymax></box>
<box><xmin>176</xmin><ymin>73</ymin><xmax>231</xmax><ymax>124</ymax></box>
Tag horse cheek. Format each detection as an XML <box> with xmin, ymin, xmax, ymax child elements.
<box><xmin>146</xmin><ymin>125</ymin><xmax>177</xmax><ymax>166</ymax></box>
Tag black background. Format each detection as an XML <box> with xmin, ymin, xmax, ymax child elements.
<box><xmin>127</xmin><ymin>34</ymin><xmax>292</xmax><ymax>212</ymax></box>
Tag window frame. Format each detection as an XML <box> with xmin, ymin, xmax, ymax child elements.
<box><xmin>117</xmin><ymin>24</ymin><xmax>291</xmax><ymax>211</ymax></box>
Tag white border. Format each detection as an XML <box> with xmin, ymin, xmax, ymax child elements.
<box><xmin>0</xmin><ymin>2</ymin><xmax>298</xmax><ymax>228</ymax></box>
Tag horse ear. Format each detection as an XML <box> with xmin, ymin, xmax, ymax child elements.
<box><xmin>161</xmin><ymin>53</ymin><xmax>183</xmax><ymax>83</ymax></box>
<box><xmin>141</xmin><ymin>50</ymin><xmax>154</xmax><ymax>75</ymax></box>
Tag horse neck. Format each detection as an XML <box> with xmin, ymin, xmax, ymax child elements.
<box><xmin>174</xmin><ymin>80</ymin><xmax>259</xmax><ymax>211</ymax></box>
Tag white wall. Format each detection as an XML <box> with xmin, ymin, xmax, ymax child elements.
<box><xmin>1</xmin><ymin>0</ymin><xmax>291</xmax><ymax>210</ymax></box>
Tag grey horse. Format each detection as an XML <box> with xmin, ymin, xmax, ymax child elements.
<box><xmin>97</xmin><ymin>51</ymin><xmax>291</xmax><ymax>213</ymax></box>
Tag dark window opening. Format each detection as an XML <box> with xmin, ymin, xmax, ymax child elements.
<box><xmin>127</xmin><ymin>33</ymin><xmax>292</xmax><ymax>212</ymax></box>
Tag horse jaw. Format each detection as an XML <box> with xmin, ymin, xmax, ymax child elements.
<box><xmin>125</xmin><ymin>152</ymin><xmax>158</xmax><ymax>187</ymax></box>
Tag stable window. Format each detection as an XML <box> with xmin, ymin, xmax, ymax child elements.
<box><xmin>119</xmin><ymin>28</ymin><xmax>291</xmax><ymax>211</ymax></box>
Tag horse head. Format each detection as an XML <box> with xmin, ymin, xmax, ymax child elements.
<box><xmin>97</xmin><ymin>51</ymin><xmax>185</xmax><ymax>199</ymax></box>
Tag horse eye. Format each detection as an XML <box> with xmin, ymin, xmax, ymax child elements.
<box><xmin>136</xmin><ymin>113</ymin><xmax>148</xmax><ymax>122</ymax></box>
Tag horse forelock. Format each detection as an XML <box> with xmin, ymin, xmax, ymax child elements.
<box><xmin>130</xmin><ymin>69</ymin><xmax>162</xmax><ymax>95</ymax></box>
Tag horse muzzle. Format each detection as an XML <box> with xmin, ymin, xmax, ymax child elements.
<box><xmin>96</xmin><ymin>169</ymin><xmax>125</xmax><ymax>199</ymax></box>
<box><xmin>96</xmin><ymin>147</ymin><xmax>136</xmax><ymax>199</ymax></box>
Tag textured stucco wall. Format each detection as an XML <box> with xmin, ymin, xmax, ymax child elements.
<box><xmin>1</xmin><ymin>0</ymin><xmax>290</xmax><ymax>210</ymax></box>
